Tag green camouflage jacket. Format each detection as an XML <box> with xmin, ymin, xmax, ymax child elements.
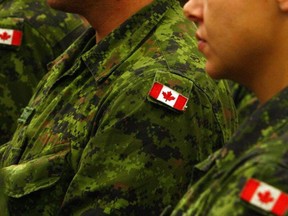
<box><xmin>230</xmin><ymin>82</ymin><xmax>259</xmax><ymax>124</ymax></box>
<box><xmin>0</xmin><ymin>0</ymin><xmax>237</xmax><ymax>215</ymax></box>
<box><xmin>0</xmin><ymin>0</ymin><xmax>86</xmax><ymax>145</ymax></box>
<box><xmin>171</xmin><ymin>87</ymin><xmax>288</xmax><ymax>216</ymax></box>
<box><xmin>0</xmin><ymin>171</ymin><xmax>8</xmax><ymax>215</ymax></box>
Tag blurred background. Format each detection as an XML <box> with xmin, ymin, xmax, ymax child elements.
<box><xmin>178</xmin><ymin>0</ymin><xmax>187</xmax><ymax>6</ymax></box>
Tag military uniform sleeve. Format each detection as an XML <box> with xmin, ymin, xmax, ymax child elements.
<box><xmin>0</xmin><ymin>142</ymin><xmax>9</xmax><ymax>169</ymax></box>
<box><xmin>0</xmin><ymin>9</ymin><xmax>86</xmax><ymax>146</ymax></box>
<box><xmin>205</xmin><ymin>140</ymin><xmax>288</xmax><ymax>216</ymax></box>
<box><xmin>60</xmin><ymin>71</ymin><xmax>229</xmax><ymax>215</ymax></box>
<box><xmin>0</xmin><ymin>170</ymin><xmax>8</xmax><ymax>216</ymax></box>
<box><xmin>171</xmin><ymin>137</ymin><xmax>288</xmax><ymax>216</ymax></box>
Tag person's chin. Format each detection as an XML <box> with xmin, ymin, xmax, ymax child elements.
<box><xmin>205</xmin><ymin>63</ymin><xmax>226</xmax><ymax>80</ymax></box>
<box><xmin>46</xmin><ymin>0</ymin><xmax>56</xmax><ymax>7</ymax></box>
<box><xmin>46</xmin><ymin>0</ymin><xmax>69</xmax><ymax>12</ymax></box>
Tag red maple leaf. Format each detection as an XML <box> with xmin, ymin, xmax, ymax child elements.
<box><xmin>258</xmin><ymin>191</ymin><xmax>274</xmax><ymax>204</ymax></box>
<box><xmin>162</xmin><ymin>91</ymin><xmax>175</xmax><ymax>102</ymax></box>
<box><xmin>0</xmin><ymin>32</ymin><xmax>11</xmax><ymax>41</ymax></box>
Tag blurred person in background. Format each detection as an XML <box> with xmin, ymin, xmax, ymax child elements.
<box><xmin>0</xmin><ymin>0</ymin><xmax>87</xmax><ymax>145</ymax></box>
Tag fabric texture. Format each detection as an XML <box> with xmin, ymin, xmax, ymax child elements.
<box><xmin>230</xmin><ymin>82</ymin><xmax>259</xmax><ymax>124</ymax></box>
<box><xmin>0</xmin><ymin>0</ymin><xmax>87</xmax><ymax>145</ymax></box>
<box><xmin>0</xmin><ymin>0</ymin><xmax>237</xmax><ymax>215</ymax></box>
<box><xmin>171</xmin><ymin>87</ymin><xmax>288</xmax><ymax>216</ymax></box>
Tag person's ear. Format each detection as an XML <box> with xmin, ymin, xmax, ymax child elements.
<box><xmin>277</xmin><ymin>0</ymin><xmax>288</xmax><ymax>12</ymax></box>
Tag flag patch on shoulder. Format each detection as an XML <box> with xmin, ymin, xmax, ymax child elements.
<box><xmin>0</xmin><ymin>28</ymin><xmax>22</xmax><ymax>46</ymax></box>
<box><xmin>149</xmin><ymin>82</ymin><xmax>188</xmax><ymax>111</ymax></box>
<box><xmin>240</xmin><ymin>178</ymin><xmax>288</xmax><ymax>216</ymax></box>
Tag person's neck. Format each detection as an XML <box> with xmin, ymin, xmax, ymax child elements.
<box><xmin>236</xmin><ymin>19</ymin><xmax>288</xmax><ymax>105</ymax></box>
<box><xmin>82</xmin><ymin>0</ymin><xmax>153</xmax><ymax>43</ymax></box>
<box><xmin>248</xmin><ymin>48</ymin><xmax>288</xmax><ymax>105</ymax></box>
<box><xmin>254</xmin><ymin>67</ymin><xmax>288</xmax><ymax>105</ymax></box>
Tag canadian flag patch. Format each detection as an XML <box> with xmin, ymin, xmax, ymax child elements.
<box><xmin>240</xmin><ymin>178</ymin><xmax>288</xmax><ymax>216</ymax></box>
<box><xmin>149</xmin><ymin>82</ymin><xmax>188</xmax><ymax>111</ymax></box>
<box><xmin>0</xmin><ymin>28</ymin><xmax>23</xmax><ymax>46</ymax></box>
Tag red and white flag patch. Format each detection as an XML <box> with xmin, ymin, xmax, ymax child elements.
<box><xmin>0</xmin><ymin>28</ymin><xmax>22</xmax><ymax>46</ymax></box>
<box><xmin>240</xmin><ymin>178</ymin><xmax>288</xmax><ymax>216</ymax></box>
<box><xmin>149</xmin><ymin>82</ymin><xmax>188</xmax><ymax>111</ymax></box>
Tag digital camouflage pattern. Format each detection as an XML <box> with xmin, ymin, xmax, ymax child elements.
<box><xmin>0</xmin><ymin>0</ymin><xmax>237</xmax><ymax>215</ymax></box>
<box><xmin>0</xmin><ymin>171</ymin><xmax>8</xmax><ymax>216</ymax></box>
<box><xmin>230</xmin><ymin>82</ymin><xmax>259</xmax><ymax>124</ymax></box>
<box><xmin>0</xmin><ymin>0</ymin><xmax>87</xmax><ymax>145</ymax></box>
<box><xmin>171</xmin><ymin>87</ymin><xmax>288</xmax><ymax>216</ymax></box>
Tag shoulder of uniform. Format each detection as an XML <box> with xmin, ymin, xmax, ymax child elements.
<box><xmin>146</xmin><ymin>71</ymin><xmax>193</xmax><ymax>112</ymax></box>
<box><xmin>0</xmin><ymin>17</ymin><xmax>24</xmax><ymax>49</ymax></box>
<box><xmin>240</xmin><ymin>178</ymin><xmax>288</xmax><ymax>216</ymax></box>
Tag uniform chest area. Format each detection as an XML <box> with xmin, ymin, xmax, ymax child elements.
<box><xmin>15</xmin><ymin>61</ymin><xmax>113</xmax><ymax>162</ymax></box>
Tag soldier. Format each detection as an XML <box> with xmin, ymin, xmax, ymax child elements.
<box><xmin>170</xmin><ymin>0</ymin><xmax>288</xmax><ymax>215</ymax></box>
<box><xmin>0</xmin><ymin>0</ymin><xmax>237</xmax><ymax>215</ymax></box>
<box><xmin>0</xmin><ymin>0</ymin><xmax>87</xmax><ymax>145</ymax></box>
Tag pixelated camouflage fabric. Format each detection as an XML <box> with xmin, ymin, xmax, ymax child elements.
<box><xmin>171</xmin><ymin>87</ymin><xmax>288</xmax><ymax>216</ymax></box>
<box><xmin>0</xmin><ymin>0</ymin><xmax>86</xmax><ymax>145</ymax></box>
<box><xmin>230</xmin><ymin>82</ymin><xmax>259</xmax><ymax>124</ymax></box>
<box><xmin>1</xmin><ymin>0</ymin><xmax>237</xmax><ymax>215</ymax></box>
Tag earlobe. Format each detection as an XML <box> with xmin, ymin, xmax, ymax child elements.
<box><xmin>277</xmin><ymin>0</ymin><xmax>288</xmax><ymax>12</ymax></box>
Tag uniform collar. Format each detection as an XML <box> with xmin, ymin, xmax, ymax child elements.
<box><xmin>225</xmin><ymin>86</ymin><xmax>288</xmax><ymax>154</ymax></box>
<box><xmin>194</xmin><ymin>86</ymin><xmax>288</xmax><ymax>174</ymax></box>
<box><xmin>81</xmin><ymin>0</ymin><xmax>176</xmax><ymax>83</ymax></box>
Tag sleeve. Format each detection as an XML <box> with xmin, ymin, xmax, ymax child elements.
<box><xmin>0</xmin><ymin>17</ymin><xmax>26</xmax><ymax>145</ymax></box>
<box><xmin>0</xmin><ymin>142</ymin><xmax>9</xmax><ymax>168</ymax></box>
<box><xmin>0</xmin><ymin>170</ymin><xmax>8</xmax><ymax>216</ymax></box>
<box><xmin>172</xmin><ymin>138</ymin><xmax>288</xmax><ymax>216</ymax></box>
<box><xmin>60</xmin><ymin>70</ymin><xmax>230</xmax><ymax>215</ymax></box>
<box><xmin>207</xmin><ymin>142</ymin><xmax>288</xmax><ymax>216</ymax></box>
<box><xmin>0</xmin><ymin>16</ymin><xmax>54</xmax><ymax>146</ymax></box>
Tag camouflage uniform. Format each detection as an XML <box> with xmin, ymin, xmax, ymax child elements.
<box><xmin>0</xmin><ymin>0</ymin><xmax>237</xmax><ymax>215</ymax></box>
<box><xmin>0</xmin><ymin>172</ymin><xmax>8</xmax><ymax>216</ymax></box>
<box><xmin>0</xmin><ymin>0</ymin><xmax>87</xmax><ymax>145</ymax></box>
<box><xmin>171</xmin><ymin>87</ymin><xmax>288</xmax><ymax>216</ymax></box>
<box><xmin>230</xmin><ymin>82</ymin><xmax>259</xmax><ymax>124</ymax></box>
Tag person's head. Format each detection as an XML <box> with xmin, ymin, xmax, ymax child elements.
<box><xmin>183</xmin><ymin>0</ymin><xmax>288</xmax><ymax>93</ymax></box>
